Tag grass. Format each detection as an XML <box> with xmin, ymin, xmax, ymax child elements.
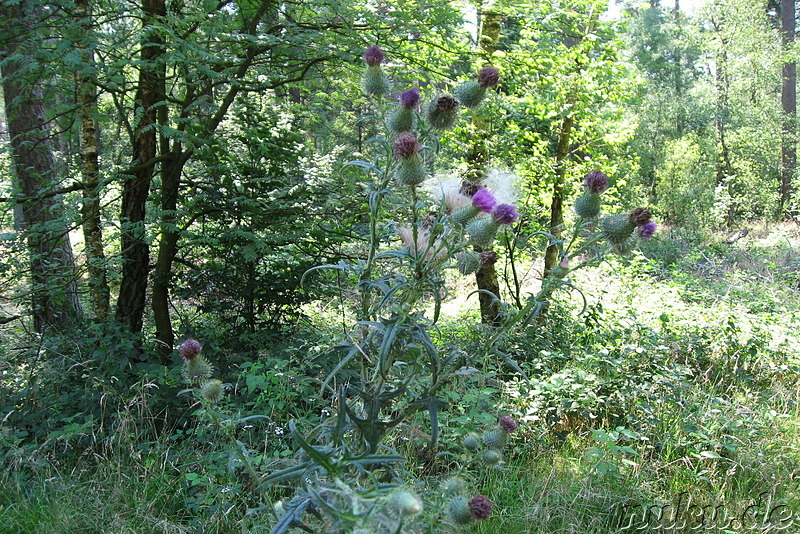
<box><xmin>2</xmin><ymin>225</ymin><xmax>800</xmax><ymax>533</ymax></box>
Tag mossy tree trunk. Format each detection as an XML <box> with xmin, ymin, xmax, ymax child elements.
<box><xmin>75</xmin><ymin>0</ymin><xmax>111</xmax><ymax>322</ymax></box>
<box><xmin>470</xmin><ymin>4</ymin><xmax>502</xmax><ymax>326</ymax></box>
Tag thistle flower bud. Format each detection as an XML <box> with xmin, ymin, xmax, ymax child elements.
<box><xmin>447</xmin><ymin>495</ymin><xmax>473</xmax><ymax>526</ymax></box>
<box><xmin>393</xmin><ymin>132</ymin><xmax>421</xmax><ymax>159</ymax></box>
<box><xmin>179</xmin><ymin>338</ymin><xmax>202</xmax><ymax>361</ymax></box>
<box><xmin>395</xmin><ymin>155</ymin><xmax>426</xmax><ymax>186</ymax></box>
<box><xmin>399</xmin><ymin>88</ymin><xmax>420</xmax><ymax>109</ymax></box>
<box><xmin>628</xmin><ymin>207</ymin><xmax>652</xmax><ymax>227</ymax></box>
<box><xmin>482</xmin><ymin>428</ymin><xmax>507</xmax><ymax>450</ymax></box>
<box><xmin>362</xmin><ymin>66</ymin><xmax>390</xmax><ymax>96</ymax></box>
<box><xmin>451</xmin><ymin>205</ymin><xmax>480</xmax><ymax>225</ymax></box>
<box><xmin>583</xmin><ymin>170</ymin><xmax>609</xmax><ymax>194</ymax></box>
<box><xmin>363</xmin><ymin>45</ymin><xmax>384</xmax><ymax>67</ymax></box>
<box><xmin>462</xmin><ymin>433</ymin><xmax>481</xmax><ymax>451</ymax></box>
<box><xmin>387</xmin><ymin>490</ymin><xmax>423</xmax><ymax>517</ymax></box>
<box><xmin>477</xmin><ymin>66</ymin><xmax>500</xmax><ymax>88</ymax></box>
<box><xmin>388</xmin><ymin>108</ymin><xmax>414</xmax><ymax>135</ymax></box>
<box><xmin>456</xmin><ymin>251</ymin><xmax>481</xmax><ymax>276</ymax></box>
<box><xmin>447</xmin><ymin>495</ymin><xmax>474</xmax><ymax>526</ymax></box>
<box><xmin>467</xmin><ymin>217</ymin><xmax>498</xmax><ymax>248</ymax></box>
<box><xmin>499</xmin><ymin>415</ymin><xmax>518</xmax><ymax>433</ymax></box>
<box><xmin>441</xmin><ymin>476</ymin><xmax>467</xmax><ymax>495</ymax></box>
<box><xmin>199</xmin><ymin>379</ymin><xmax>224</xmax><ymax>403</ymax></box>
<box><xmin>601</xmin><ymin>214</ymin><xmax>635</xmax><ymax>245</ymax></box>
<box><xmin>182</xmin><ymin>355</ymin><xmax>214</xmax><ymax>384</ymax></box>
<box><xmin>482</xmin><ymin>449</ymin><xmax>502</xmax><ymax>466</ymax></box>
<box><xmin>575</xmin><ymin>190</ymin><xmax>601</xmax><ymax>219</ymax></box>
<box><xmin>468</xmin><ymin>494</ymin><xmax>493</xmax><ymax>519</ymax></box>
<box><xmin>426</xmin><ymin>94</ymin><xmax>459</xmax><ymax>130</ymax></box>
<box><xmin>454</xmin><ymin>80</ymin><xmax>486</xmax><ymax>109</ymax></box>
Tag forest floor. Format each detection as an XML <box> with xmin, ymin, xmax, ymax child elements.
<box><xmin>1</xmin><ymin>223</ymin><xmax>799</xmax><ymax>533</ymax></box>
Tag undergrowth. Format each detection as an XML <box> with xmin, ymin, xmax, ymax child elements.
<box><xmin>2</xmin><ymin>226</ymin><xmax>799</xmax><ymax>533</ymax></box>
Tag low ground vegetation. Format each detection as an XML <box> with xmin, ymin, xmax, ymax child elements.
<box><xmin>1</xmin><ymin>225</ymin><xmax>798</xmax><ymax>533</ymax></box>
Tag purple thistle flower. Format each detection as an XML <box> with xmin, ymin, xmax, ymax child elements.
<box><xmin>468</xmin><ymin>494</ymin><xmax>493</xmax><ymax>520</ymax></box>
<box><xmin>363</xmin><ymin>45</ymin><xmax>384</xmax><ymax>67</ymax></box>
<box><xmin>638</xmin><ymin>221</ymin><xmax>657</xmax><ymax>239</ymax></box>
<box><xmin>399</xmin><ymin>88</ymin><xmax>420</xmax><ymax>109</ymax></box>
<box><xmin>492</xmin><ymin>204</ymin><xmax>519</xmax><ymax>225</ymax></box>
<box><xmin>179</xmin><ymin>338</ymin><xmax>202</xmax><ymax>361</ymax></box>
<box><xmin>393</xmin><ymin>132</ymin><xmax>420</xmax><ymax>159</ymax></box>
<box><xmin>584</xmin><ymin>170</ymin><xmax>609</xmax><ymax>194</ymax></box>
<box><xmin>478</xmin><ymin>66</ymin><xmax>500</xmax><ymax>88</ymax></box>
<box><xmin>499</xmin><ymin>415</ymin><xmax>518</xmax><ymax>433</ymax></box>
<box><xmin>472</xmin><ymin>187</ymin><xmax>497</xmax><ymax>213</ymax></box>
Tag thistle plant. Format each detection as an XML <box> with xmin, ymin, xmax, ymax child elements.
<box><xmin>180</xmin><ymin>45</ymin><xmax>657</xmax><ymax>534</ymax></box>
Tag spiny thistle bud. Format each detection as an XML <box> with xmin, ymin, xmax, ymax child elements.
<box><xmin>628</xmin><ymin>207</ymin><xmax>652</xmax><ymax>227</ymax></box>
<box><xmin>179</xmin><ymin>338</ymin><xmax>202</xmax><ymax>361</ymax></box>
<box><xmin>601</xmin><ymin>214</ymin><xmax>635</xmax><ymax>245</ymax></box>
<box><xmin>363</xmin><ymin>66</ymin><xmax>390</xmax><ymax>96</ymax></box>
<box><xmin>454</xmin><ymin>80</ymin><xmax>486</xmax><ymax>109</ymax></box>
<box><xmin>393</xmin><ymin>132</ymin><xmax>420</xmax><ymax>159</ymax></box>
<box><xmin>638</xmin><ymin>220</ymin><xmax>657</xmax><ymax>239</ymax></box>
<box><xmin>456</xmin><ymin>251</ymin><xmax>481</xmax><ymax>276</ymax></box>
<box><xmin>551</xmin><ymin>257</ymin><xmax>569</xmax><ymax>278</ymax></box>
<box><xmin>447</xmin><ymin>496</ymin><xmax>474</xmax><ymax>526</ymax></box>
<box><xmin>199</xmin><ymin>379</ymin><xmax>224</xmax><ymax>403</ymax></box>
<box><xmin>499</xmin><ymin>415</ymin><xmax>518</xmax><ymax>434</ymax></box>
<box><xmin>441</xmin><ymin>476</ymin><xmax>467</xmax><ymax>495</ymax></box>
<box><xmin>451</xmin><ymin>205</ymin><xmax>479</xmax><ymax>225</ymax></box>
<box><xmin>395</xmin><ymin>154</ymin><xmax>426</xmax><ymax>186</ymax></box>
<box><xmin>477</xmin><ymin>66</ymin><xmax>500</xmax><ymax>89</ymax></box>
<box><xmin>363</xmin><ymin>45</ymin><xmax>384</xmax><ymax>67</ymax></box>
<box><xmin>462</xmin><ymin>433</ymin><xmax>481</xmax><ymax>451</ymax></box>
<box><xmin>467</xmin><ymin>216</ymin><xmax>498</xmax><ymax>248</ymax></box>
<box><xmin>387</xmin><ymin>490</ymin><xmax>423</xmax><ymax>517</ymax></box>
<box><xmin>584</xmin><ymin>170</ymin><xmax>609</xmax><ymax>194</ymax></box>
<box><xmin>468</xmin><ymin>494</ymin><xmax>493</xmax><ymax>520</ymax></box>
<box><xmin>482</xmin><ymin>428</ymin><xmax>507</xmax><ymax>450</ymax></box>
<box><xmin>182</xmin><ymin>355</ymin><xmax>214</xmax><ymax>384</ymax></box>
<box><xmin>388</xmin><ymin>90</ymin><xmax>419</xmax><ymax>135</ymax></box>
<box><xmin>574</xmin><ymin>190</ymin><xmax>601</xmax><ymax>219</ymax></box>
<box><xmin>426</xmin><ymin>94</ymin><xmax>459</xmax><ymax>130</ymax></box>
<box><xmin>482</xmin><ymin>449</ymin><xmax>502</xmax><ymax>466</ymax></box>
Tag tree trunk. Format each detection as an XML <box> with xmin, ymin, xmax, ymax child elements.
<box><xmin>116</xmin><ymin>0</ymin><xmax>166</xmax><ymax>334</ymax></box>
<box><xmin>780</xmin><ymin>0</ymin><xmax>796</xmax><ymax>215</ymax></box>
<box><xmin>543</xmin><ymin>117</ymin><xmax>573</xmax><ymax>277</ymax></box>
<box><xmin>152</xmin><ymin>150</ymin><xmax>185</xmax><ymax>363</ymax></box>
<box><xmin>1</xmin><ymin>0</ymin><xmax>84</xmax><ymax>332</ymax></box>
<box><xmin>75</xmin><ymin>0</ymin><xmax>111</xmax><ymax>321</ymax></box>
<box><xmin>471</xmin><ymin>4</ymin><xmax>502</xmax><ymax>326</ymax></box>
<box><xmin>150</xmin><ymin>9</ymin><xmax>272</xmax><ymax>361</ymax></box>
